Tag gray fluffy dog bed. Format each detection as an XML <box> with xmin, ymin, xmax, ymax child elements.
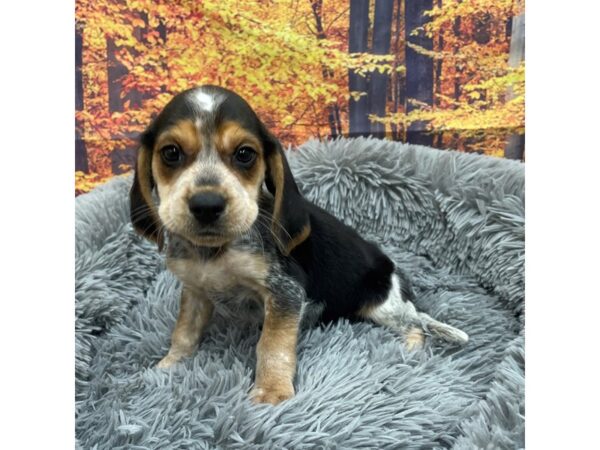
<box><xmin>75</xmin><ymin>137</ymin><xmax>524</xmax><ymax>449</ymax></box>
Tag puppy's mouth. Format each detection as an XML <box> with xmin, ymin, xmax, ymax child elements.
<box><xmin>162</xmin><ymin>220</ymin><xmax>232</xmax><ymax>247</ymax></box>
<box><xmin>161</xmin><ymin>207</ymin><xmax>256</xmax><ymax>248</ymax></box>
<box><xmin>187</xmin><ymin>229</ymin><xmax>233</xmax><ymax>247</ymax></box>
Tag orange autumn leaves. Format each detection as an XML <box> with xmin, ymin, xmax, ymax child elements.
<box><xmin>75</xmin><ymin>0</ymin><xmax>524</xmax><ymax>194</ymax></box>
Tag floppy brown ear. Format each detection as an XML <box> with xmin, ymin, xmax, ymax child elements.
<box><xmin>264</xmin><ymin>136</ymin><xmax>311</xmax><ymax>255</ymax></box>
<box><xmin>129</xmin><ymin>144</ymin><xmax>164</xmax><ymax>250</ymax></box>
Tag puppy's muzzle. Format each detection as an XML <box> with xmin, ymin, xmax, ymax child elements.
<box><xmin>188</xmin><ymin>192</ymin><xmax>226</xmax><ymax>225</ymax></box>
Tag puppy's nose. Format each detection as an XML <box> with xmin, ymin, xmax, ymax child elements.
<box><xmin>188</xmin><ymin>192</ymin><xmax>226</xmax><ymax>224</ymax></box>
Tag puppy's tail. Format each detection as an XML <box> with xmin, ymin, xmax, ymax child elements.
<box><xmin>419</xmin><ymin>312</ymin><xmax>469</xmax><ymax>345</ymax></box>
<box><xmin>394</xmin><ymin>270</ymin><xmax>469</xmax><ymax>345</ymax></box>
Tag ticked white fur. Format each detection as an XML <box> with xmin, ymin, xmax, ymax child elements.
<box><xmin>167</xmin><ymin>248</ymin><xmax>268</xmax><ymax>298</ymax></box>
<box><xmin>363</xmin><ymin>274</ymin><xmax>469</xmax><ymax>348</ymax></box>
<box><xmin>367</xmin><ymin>274</ymin><xmax>420</xmax><ymax>325</ymax></box>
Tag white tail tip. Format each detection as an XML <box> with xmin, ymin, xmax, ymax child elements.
<box><xmin>421</xmin><ymin>313</ymin><xmax>469</xmax><ymax>345</ymax></box>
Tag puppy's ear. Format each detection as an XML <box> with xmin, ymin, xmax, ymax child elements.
<box><xmin>130</xmin><ymin>136</ymin><xmax>164</xmax><ymax>251</ymax></box>
<box><xmin>263</xmin><ymin>134</ymin><xmax>311</xmax><ymax>255</ymax></box>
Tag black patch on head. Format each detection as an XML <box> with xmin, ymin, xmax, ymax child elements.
<box><xmin>140</xmin><ymin>85</ymin><xmax>268</xmax><ymax>155</ymax></box>
<box><xmin>140</xmin><ymin>92</ymin><xmax>198</xmax><ymax>149</ymax></box>
<box><xmin>214</xmin><ymin>89</ymin><xmax>264</xmax><ymax>133</ymax></box>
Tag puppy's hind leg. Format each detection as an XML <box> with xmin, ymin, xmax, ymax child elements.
<box><xmin>359</xmin><ymin>273</ymin><xmax>426</xmax><ymax>350</ymax></box>
<box><xmin>359</xmin><ymin>273</ymin><xmax>468</xmax><ymax>349</ymax></box>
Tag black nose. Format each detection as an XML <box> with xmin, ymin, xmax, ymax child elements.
<box><xmin>188</xmin><ymin>192</ymin><xmax>226</xmax><ymax>224</ymax></box>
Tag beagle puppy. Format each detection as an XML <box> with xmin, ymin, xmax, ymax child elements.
<box><xmin>130</xmin><ymin>85</ymin><xmax>468</xmax><ymax>405</ymax></box>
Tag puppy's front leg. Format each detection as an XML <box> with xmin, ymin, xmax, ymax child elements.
<box><xmin>157</xmin><ymin>287</ymin><xmax>214</xmax><ymax>369</ymax></box>
<box><xmin>250</xmin><ymin>295</ymin><xmax>301</xmax><ymax>405</ymax></box>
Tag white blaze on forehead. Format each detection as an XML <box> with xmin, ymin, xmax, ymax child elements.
<box><xmin>193</xmin><ymin>90</ymin><xmax>219</xmax><ymax>112</ymax></box>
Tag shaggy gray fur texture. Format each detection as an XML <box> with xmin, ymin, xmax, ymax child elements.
<box><xmin>75</xmin><ymin>138</ymin><xmax>524</xmax><ymax>449</ymax></box>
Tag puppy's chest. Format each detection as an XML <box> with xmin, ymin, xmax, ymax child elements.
<box><xmin>166</xmin><ymin>248</ymin><xmax>269</xmax><ymax>301</ymax></box>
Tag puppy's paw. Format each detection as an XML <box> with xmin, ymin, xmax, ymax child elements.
<box><xmin>405</xmin><ymin>326</ymin><xmax>425</xmax><ymax>351</ymax></box>
<box><xmin>156</xmin><ymin>354</ymin><xmax>180</xmax><ymax>369</ymax></box>
<box><xmin>250</xmin><ymin>384</ymin><xmax>295</xmax><ymax>405</ymax></box>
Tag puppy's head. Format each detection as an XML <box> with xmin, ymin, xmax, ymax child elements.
<box><xmin>130</xmin><ymin>85</ymin><xmax>310</xmax><ymax>255</ymax></box>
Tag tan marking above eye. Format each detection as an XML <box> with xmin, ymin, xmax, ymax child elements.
<box><xmin>216</xmin><ymin>120</ymin><xmax>263</xmax><ymax>157</ymax></box>
<box><xmin>154</xmin><ymin>119</ymin><xmax>201</xmax><ymax>158</ymax></box>
<box><xmin>214</xmin><ymin>120</ymin><xmax>266</xmax><ymax>190</ymax></box>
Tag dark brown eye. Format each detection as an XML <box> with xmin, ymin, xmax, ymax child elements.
<box><xmin>233</xmin><ymin>146</ymin><xmax>257</xmax><ymax>167</ymax></box>
<box><xmin>160</xmin><ymin>145</ymin><xmax>183</xmax><ymax>166</ymax></box>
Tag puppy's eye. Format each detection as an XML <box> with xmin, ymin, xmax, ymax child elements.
<box><xmin>160</xmin><ymin>145</ymin><xmax>183</xmax><ymax>166</ymax></box>
<box><xmin>233</xmin><ymin>146</ymin><xmax>257</xmax><ymax>167</ymax></box>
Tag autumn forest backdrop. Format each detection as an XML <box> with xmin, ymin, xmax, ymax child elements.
<box><xmin>75</xmin><ymin>0</ymin><xmax>525</xmax><ymax>195</ymax></box>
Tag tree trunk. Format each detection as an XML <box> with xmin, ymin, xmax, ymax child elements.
<box><xmin>505</xmin><ymin>134</ymin><xmax>525</xmax><ymax>160</ymax></box>
<box><xmin>311</xmin><ymin>0</ymin><xmax>342</xmax><ymax>137</ymax></box>
<box><xmin>158</xmin><ymin>19</ymin><xmax>168</xmax><ymax>93</ymax></box>
<box><xmin>75</xmin><ymin>25</ymin><xmax>88</xmax><ymax>173</ymax></box>
<box><xmin>389</xmin><ymin>0</ymin><xmax>402</xmax><ymax>141</ymax></box>
<box><xmin>107</xmin><ymin>38</ymin><xmax>128</xmax><ymax>113</ymax></box>
<box><xmin>348</xmin><ymin>0</ymin><xmax>370</xmax><ymax>137</ymax></box>
<box><xmin>106</xmin><ymin>37</ymin><xmax>131</xmax><ymax>174</ymax></box>
<box><xmin>453</xmin><ymin>15</ymin><xmax>462</xmax><ymax>103</ymax></box>
<box><xmin>108</xmin><ymin>15</ymin><xmax>159</xmax><ymax>174</ymax></box>
<box><xmin>505</xmin><ymin>14</ymin><xmax>513</xmax><ymax>40</ymax></box>
<box><xmin>405</xmin><ymin>0</ymin><xmax>434</xmax><ymax>146</ymax></box>
<box><xmin>434</xmin><ymin>0</ymin><xmax>443</xmax><ymax>109</ymax></box>
<box><xmin>433</xmin><ymin>0</ymin><xmax>443</xmax><ymax>147</ymax></box>
<box><xmin>332</xmin><ymin>104</ymin><xmax>342</xmax><ymax>136</ymax></box>
<box><xmin>473</xmin><ymin>12</ymin><xmax>491</xmax><ymax>45</ymax></box>
<box><xmin>367</xmin><ymin>0</ymin><xmax>394</xmax><ymax>139</ymax></box>
<box><xmin>125</xmin><ymin>13</ymin><xmax>152</xmax><ymax>109</ymax></box>
<box><xmin>504</xmin><ymin>13</ymin><xmax>525</xmax><ymax>160</ymax></box>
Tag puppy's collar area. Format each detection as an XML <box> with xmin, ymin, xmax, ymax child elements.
<box><xmin>166</xmin><ymin>233</ymin><xmax>228</xmax><ymax>260</ymax></box>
